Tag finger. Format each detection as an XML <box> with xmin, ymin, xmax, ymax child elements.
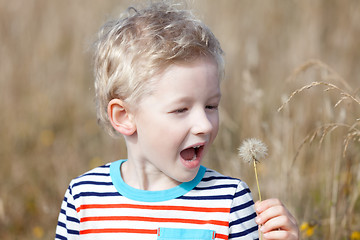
<box><xmin>260</xmin><ymin>215</ymin><xmax>293</xmax><ymax>232</ymax></box>
<box><xmin>262</xmin><ymin>230</ymin><xmax>297</xmax><ymax>240</ymax></box>
<box><xmin>259</xmin><ymin>215</ymin><xmax>299</xmax><ymax>240</ymax></box>
<box><xmin>255</xmin><ymin>198</ymin><xmax>283</xmax><ymax>214</ymax></box>
<box><xmin>255</xmin><ymin>205</ymin><xmax>287</xmax><ymax>226</ymax></box>
<box><xmin>256</xmin><ymin>201</ymin><xmax>298</xmax><ymax>227</ymax></box>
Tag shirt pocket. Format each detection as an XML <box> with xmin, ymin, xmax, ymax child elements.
<box><xmin>157</xmin><ymin>227</ymin><xmax>216</xmax><ymax>240</ymax></box>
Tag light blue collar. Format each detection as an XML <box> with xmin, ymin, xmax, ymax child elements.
<box><xmin>110</xmin><ymin>159</ymin><xmax>206</xmax><ymax>202</ymax></box>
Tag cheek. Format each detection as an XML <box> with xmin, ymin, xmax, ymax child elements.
<box><xmin>146</xmin><ymin>127</ymin><xmax>184</xmax><ymax>159</ymax></box>
<box><xmin>144</xmin><ymin>117</ymin><xmax>184</xmax><ymax>145</ymax></box>
<box><xmin>210</xmin><ymin>115</ymin><xmax>220</xmax><ymax>139</ymax></box>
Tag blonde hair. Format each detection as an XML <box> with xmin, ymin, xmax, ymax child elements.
<box><xmin>93</xmin><ymin>1</ymin><xmax>224</xmax><ymax>137</ymax></box>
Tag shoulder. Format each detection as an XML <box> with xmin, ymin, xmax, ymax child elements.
<box><xmin>201</xmin><ymin>168</ymin><xmax>250</xmax><ymax>190</ymax></box>
<box><xmin>68</xmin><ymin>163</ymin><xmax>112</xmax><ymax>191</ymax></box>
<box><xmin>64</xmin><ymin>162</ymin><xmax>121</xmax><ymax>204</ymax></box>
<box><xmin>194</xmin><ymin>167</ymin><xmax>252</xmax><ymax>198</ymax></box>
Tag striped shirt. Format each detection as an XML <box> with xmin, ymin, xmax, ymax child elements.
<box><xmin>56</xmin><ymin>160</ymin><xmax>259</xmax><ymax>240</ymax></box>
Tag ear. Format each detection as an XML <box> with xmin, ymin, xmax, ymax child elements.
<box><xmin>107</xmin><ymin>99</ymin><xmax>136</xmax><ymax>136</ymax></box>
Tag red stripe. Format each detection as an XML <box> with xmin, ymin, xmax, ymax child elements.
<box><xmin>77</xmin><ymin>203</ymin><xmax>229</xmax><ymax>213</ymax></box>
<box><xmin>81</xmin><ymin>216</ymin><xmax>228</xmax><ymax>227</ymax></box>
<box><xmin>80</xmin><ymin>228</ymin><xmax>157</xmax><ymax>235</ymax></box>
<box><xmin>215</xmin><ymin>233</ymin><xmax>229</xmax><ymax>240</ymax></box>
<box><xmin>80</xmin><ymin>228</ymin><xmax>228</xmax><ymax>239</ymax></box>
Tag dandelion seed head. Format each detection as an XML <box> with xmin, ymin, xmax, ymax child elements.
<box><xmin>238</xmin><ymin>138</ymin><xmax>268</xmax><ymax>163</ymax></box>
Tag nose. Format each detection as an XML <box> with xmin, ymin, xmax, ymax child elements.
<box><xmin>191</xmin><ymin>109</ymin><xmax>214</xmax><ymax>135</ymax></box>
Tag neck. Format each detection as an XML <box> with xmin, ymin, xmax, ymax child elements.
<box><xmin>121</xmin><ymin>157</ymin><xmax>180</xmax><ymax>191</ymax></box>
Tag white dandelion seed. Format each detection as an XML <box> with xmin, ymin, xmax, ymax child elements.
<box><xmin>238</xmin><ymin>138</ymin><xmax>268</xmax><ymax>163</ymax></box>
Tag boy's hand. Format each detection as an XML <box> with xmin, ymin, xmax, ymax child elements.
<box><xmin>255</xmin><ymin>198</ymin><xmax>299</xmax><ymax>240</ymax></box>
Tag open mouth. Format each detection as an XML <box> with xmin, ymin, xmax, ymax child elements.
<box><xmin>180</xmin><ymin>145</ymin><xmax>204</xmax><ymax>161</ymax></box>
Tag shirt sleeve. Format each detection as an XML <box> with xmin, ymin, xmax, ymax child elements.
<box><xmin>228</xmin><ymin>181</ymin><xmax>259</xmax><ymax>240</ymax></box>
<box><xmin>55</xmin><ymin>184</ymin><xmax>80</xmax><ymax>240</ymax></box>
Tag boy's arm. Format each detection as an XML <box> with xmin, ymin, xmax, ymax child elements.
<box><xmin>228</xmin><ymin>181</ymin><xmax>259</xmax><ymax>240</ymax></box>
<box><xmin>55</xmin><ymin>185</ymin><xmax>80</xmax><ymax>240</ymax></box>
<box><xmin>255</xmin><ymin>199</ymin><xmax>299</xmax><ymax>240</ymax></box>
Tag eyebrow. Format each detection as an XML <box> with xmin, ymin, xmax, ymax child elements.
<box><xmin>212</xmin><ymin>92</ymin><xmax>222</xmax><ymax>99</ymax></box>
<box><xmin>167</xmin><ymin>92</ymin><xmax>222</xmax><ymax>106</ymax></box>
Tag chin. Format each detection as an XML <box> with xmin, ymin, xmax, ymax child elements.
<box><xmin>175</xmin><ymin>171</ymin><xmax>198</xmax><ymax>183</ymax></box>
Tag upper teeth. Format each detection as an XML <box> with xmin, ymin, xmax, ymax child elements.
<box><xmin>194</xmin><ymin>146</ymin><xmax>200</xmax><ymax>149</ymax></box>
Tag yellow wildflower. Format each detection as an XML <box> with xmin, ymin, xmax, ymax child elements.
<box><xmin>33</xmin><ymin>226</ymin><xmax>44</xmax><ymax>238</ymax></box>
<box><xmin>351</xmin><ymin>231</ymin><xmax>360</xmax><ymax>240</ymax></box>
<box><xmin>300</xmin><ymin>221</ymin><xmax>316</xmax><ymax>237</ymax></box>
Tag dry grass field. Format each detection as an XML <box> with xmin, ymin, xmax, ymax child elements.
<box><xmin>0</xmin><ymin>0</ymin><xmax>359</xmax><ymax>239</ymax></box>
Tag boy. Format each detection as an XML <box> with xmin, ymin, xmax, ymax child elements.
<box><xmin>56</xmin><ymin>2</ymin><xmax>299</xmax><ymax>240</ymax></box>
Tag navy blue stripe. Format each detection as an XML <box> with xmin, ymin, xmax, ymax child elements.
<box><xmin>67</xmin><ymin>202</ymin><xmax>76</xmax><ymax>211</ymax></box>
<box><xmin>234</xmin><ymin>188</ymin><xmax>251</xmax><ymax>198</ymax></box>
<box><xmin>228</xmin><ymin>225</ymin><xmax>258</xmax><ymax>238</ymax></box>
<box><xmin>76</xmin><ymin>165</ymin><xmax>110</xmax><ymax>179</ymax></box>
<box><xmin>230</xmin><ymin>199</ymin><xmax>254</xmax><ymax>213</ymax></box>
<box><xmin>67</xmin><ymin>229</ymin><xmax>79</xmax><ymax>235</ymax></box>
<box><xmin>194</xmin><ymin>184</ymin><xmax>238</xmax><ymax>190</ymax></box>
<box><xmin>72</xmin><ymin>181</ymin><xmax>113</xmax><ymax>188</ymax></box>
<box><xmin>57</xmin><ymin>221</ymin><xmax>66</xmax><ymax>228</ymax></box>
<box><xmin>99</xmin><ymin>164</ymin><xmax>110</xmax><ymax>168</ymax></box>
<box><xmin>66</xmin><ymin>216</ymin><xmax>80</xmax><ymax>224</ymax></box>
<box><xmin>201</xmin><ymin>175</ymin><xmax>237</xmax><ymax>182</ymax></box>
<box><xmin>229</xmin><ymin>212</ymin><xmax>257</xmax><ymax>227</ymax></box>
<box><xmin>73</xmin><ymin>191</ymin><xmax>120</xmax><ymax>200</ymax></box>
<box><xmin>80</xmin><ymin>172</ymin><xmax>110</xmax><ymax>177</ymax></box>
<box><xmin>179</xmin><ymin>194</ymin><xmax>234</xmax><ymax>200</ymax></box>
<box><xmin>55</xmin><ymin>234</ymin><xmax>67</xmax><ymax>240</ymax></box>
<box><xmin>60</xmin><ymin>209</ymin><xmax>66</xmax><ymax>215</ymax></box>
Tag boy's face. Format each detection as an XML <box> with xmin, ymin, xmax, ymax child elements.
<box><xmin>130</xmin><ymin>57</ymin><xmax>221</xmax><ymax>186</ymax></box>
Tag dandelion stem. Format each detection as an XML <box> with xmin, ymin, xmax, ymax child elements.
<box><xmin>253</xmin><ymin>159</ymin><xmax>262</xmax><ymax>201</ymax></box>
<box><xmin>253</xmin><ymin>160</ymin><xmax>263</xmax><ymax>240</ymax></box>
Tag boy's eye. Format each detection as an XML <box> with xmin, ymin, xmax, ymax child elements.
<box><xmin>206</xmin><ymin>105</ymin><xmax>218</xmax><ymax>110</ymax></box>
<box><xmin>172</xmin><ymin>108</ymin><xmax>188</xmax><ymax>113</ymax></box>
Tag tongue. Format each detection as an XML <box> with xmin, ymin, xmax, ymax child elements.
<box><xmin>180</xmin><ymin>148</ymin><xmax>195</xmax><ymax>160</ymax></box>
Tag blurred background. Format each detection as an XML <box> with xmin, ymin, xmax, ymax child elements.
<box><xmin>1</xmin><ymin>0</ymin><xmax>359</xmax><ymax>239</ymax></box>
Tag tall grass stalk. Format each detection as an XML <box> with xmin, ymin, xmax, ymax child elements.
<box><xmin>278</xmin><ymin>59</ymin><xmax>360</xmax><ymax>239</ymax></box>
